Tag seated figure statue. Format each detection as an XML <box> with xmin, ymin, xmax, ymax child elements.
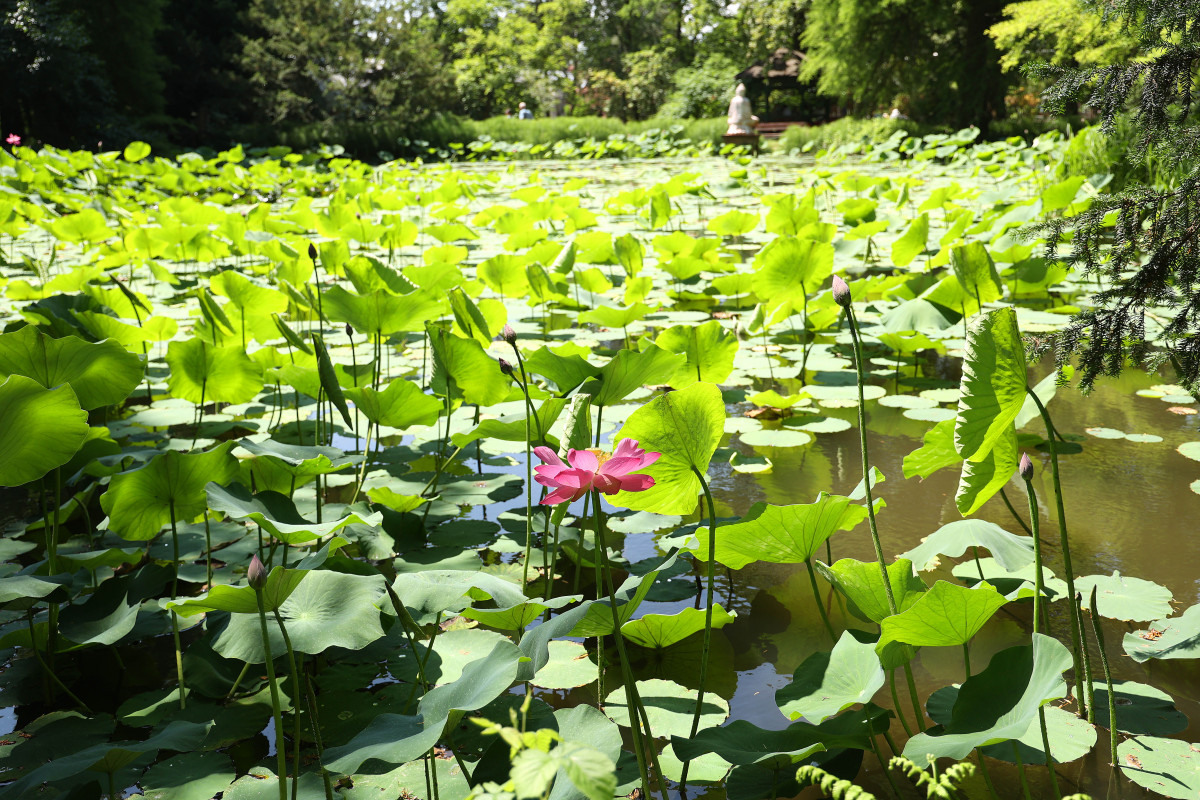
<box><xmin>726</xmin><ymin>83</ymin><xmax>758</xmax><ymax>135</ymax></box>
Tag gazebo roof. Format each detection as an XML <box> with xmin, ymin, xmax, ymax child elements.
<box><xmin>736</xmin><ymin>48</ymin><xmax>806</xmax><ymax>82</ymax></box>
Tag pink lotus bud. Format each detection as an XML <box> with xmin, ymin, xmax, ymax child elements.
<box><xmin>832</xmin><ymin>275</ymin><xmax>851</xmax><ymax>308</ymax></box>
<box><xmin>248</xmin><ymin>554</ymin><xmax>268</xmax><ymax>590</ymax></box>
<box><xmin>498</xmin><ymin>358</ymin><xmax>514</xmax><ymax>376</ymax></box>
<box><xmin>501</xmin><ymin>324</ymin><xmax>517</xmax><ymax>346</ymax></box>
<box><xmin>1019</xmin><ymin>453</ymin><xmax>1033</xmax><ymax>481</ymax></box>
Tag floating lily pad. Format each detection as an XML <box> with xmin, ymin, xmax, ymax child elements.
<box><xmin>528</xmin><ymin>640</ymin><xmax>597</xmax><ymax>690</ymax></box>
<box><xmin>904</xmin><ymin>407</ymin><xmax>957</xmax><ymax>423</ymax></box>
<box><xmin>729</xmin><ymin>451</ymin><xmax>773</xmax><ymax>473</ymax></box>
<box><xmin>1124</xmin><ymin>604</ymin><xmax>1200</xmax><ymax>663</ymax></box>
<box><xmin>1076</xmin><ymin>571</ymin><xmax>1173</xmax><ymax>622</ymax></box>
<box><xmin>739</xmin><ymin>428</ymin><xmax>813</xmax><ymax>448</ymax></box>
<box><xmin>776</xmin><ymin>631</ymin><xmax>885</xmax><ymax>723</ymax></box>
<box><xmin>1085</xmin><ymin>427</ymin><xmax>1126</xmax><ymax>439</ymax></box>
<box><xmin>1177</xmin><ymin>442</ymin><xmax>1200</xmax><ymax>462</ymax></box>
<box><xmin>788</xmin><ymin>415</ymin><xmax>853</xmax><ymax>434</ymax></box>
<box><xmin>878</xmin><ymin>395</ymin><xmax>938</xmax><ymax>410</ymax></box>
<box><xmin>1074</xmin><ymin>681</ymin><xmax>1189</xmax><ymax>736</ymax></box>
<box><xmin>605</xmin><ymin>678</ymin><xmax>729</xmax><ymax>738</ymax></box>
<box><xmin>1118</xmin><ymin>735</ymin><xmax>1200</xmax><ymax>799</ymax></box>
<box><xmin>1125</xmin><ymin>433</ymin><xmax>1164</xmax><ymax>443</ymax></box>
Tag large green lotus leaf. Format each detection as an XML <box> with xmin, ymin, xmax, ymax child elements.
<box><xmin>168</xmin><ymin>566</ymin><xmax>306</xmax><ymax>617</ymax></box>
<box><xmin>0</xmin><ymin>574</ymin><xmax>69</xmax><ymax>609</ymax></box>
<box><xmin>213</xmin><ymin>570</ymin><xmax>386</xmax><ymax>662</ymax></box>
<box><xmin>900</xmin><ymin>519</ymin><xmax>1034</xmax><ymax>573</ymax></box>
<box><xmin>310</xmin><ymin>332</ymin><xmax>354</xmax><ymax>429</ymax></box>
<box><xmin>605</xmin><ymin>678</ymin><xmax>729</xmax><ymax>738</ymax></box>
<box><xmin>527</xmin><ymin>641</ymin><xmax>597</xmax><ymax>689</ymax></box>
<box><xmin>950</xmin><ymin>557</ymin><xmax>1069</xmax><ymax>602</ymax></box>
<box><xmin>892</xmin><ymin>213</ymin><xmax>929</xmax><ymax>267</ymax></box>
<box><xmin>326</xmin><ymin>639</ymin><xmax>523</xmax><ymax>774</ymax></box>
<box><xmin>335</xmin><ymin>758</ymin><xmax>467</xmax><ymax>800</ymax></box>
<box><xmin>0</xmin><ymin>375</ymin><xmax>88</xmax><ymax>487</ymax></box>
<box><xmin>878</xmin><ymin>580</ymin><xmax>1007</xmax><ymax>651</ymax></box>
<box><xmin>427</xmin><ymin>323</ymin><xmax>511</xmax><ymax>407</ymax></box>
<box><xmin>0</xmin><ymin>325</ymin><xmax>144</xmax><ymax>409</ymax></box>
<box><xmin>206</xmin><ymin>482</ymin><xmax>382</xmax><ymax>544</ymax></box>
<box><xmin>695</xmin><ymin>495</ymin><xmax>867</xmax><ymax>569</ymax></box>
<box><xmin>1080</xmin><ymin>681</ymin><xmax>1189</xmax><ymax>736</ymax></box>
<box><xmin>880</xmin><ymin>298</ymin><xmax>953</xmax><ymax>333</ymax></box>
<box><xmin>450</xmin><ymin>397</ymin><xmax>567</xmax><ymax>448</ymax></box>
<box><xmin>588</xmin><ymin>344</ymin><xmax>685</xmax><ymax>407</ymax></box>
<box><xmin>902</xmin><ymin>418</ymin><xmax>961</xmax><ymax>480</ymax></box>
<box><xmin>166</xmin><ymin>338</ymin><xmax>263</xmax><ymax>405</ymax></box>
<box><xmin>902</xmin><ymin>633</ymin><xmax>1071</xmax><ymax>764</ymax></box>
<box><xmin>388</xmin><ymin>569</ymin><xmax>518</xmax><ymax>624</ymax></box>
<box><xmin>816</xmin><ymin>558</ymin><xmax>927</xmax><ymax>625</ymax></box>
<box><xmin>323</xmin><ymin>285</ymin><xmax>444</xmax><ymax>335</ymax></box>
<box><xmin>578</xmin><ymin>302</ymin><xmax>652</xmax><ymax>329</ymax></box>
<box><xmin>448</xmin><ymin>286</ymin><xmax>494</xmax><ymax>347</ymax></box>
<box><xmin>390</xmin><ymin>628</ymin><xmax>509</xmax><ymax>686</ymax></box>
<box><xmin>611</xmin><ymin>382</ymin><xmax>724</xmax><ymax>514</ymax></box>
<box><xmin>57</xmin><ymin>574</ymin><xmax>140</xmax><ymax>647</ymax></box>
<box><xmin>776</xmin><ymin>631</ymin><xmax>885</xmax><ymax>723</ymax></box>
<box><xmin>548</xmin><ymin>705</ymin><xmax>624</xmax><ymax>800</ymax></box>
<box><xmin>954</xmin><ymin>307</ymin><xmax>1027</xmax><ymax>462</ymax></box>
<box><xmin>2</xmin><ymin>719</ymin><xmax>210</xmax><ymax>796</ymax></box>
<box><xmin>568</xmin><ymin>551</ymin><xmax>678</xmax><ymax>637</ymax></box>
<box><xmin>621</xmin><ymin>604</ymin><xmax>736</xmax><ymax>649</ymax></box>
<box><xmin>237</xmin><ymin>439</ymin><xmax>357</xmax><ymax>478</ymax></box>
<box><xmin>140</xmin><ymin>751</ymin><xmax>236</xmax><ymax>800</ymax></box>
<box><xmin>1075</xmin><ymin>571</ymin><xmax>1173</xmax><ymax>622</ymax></box>
<box><xmin>1118</xmin><ymin>736</ymin><xmax>1200</xmax><ymax>799</ymax></box>
<box><xmin>461</xmin><ymin>591</ymin><xmax>582</xmax><ymax>631</ymax></box>
<box><xmin>708</xmin><ymin>208</ymin><xmax>758</xmax><ymax>236</ymax></box>
<box><xmin>515</xmin><ymin>600</ymin><xmax>595</xmax><ymax>683</ymax></box>
<box><xmin>955</xmin><ymin>423</ymin><xmax>1018</xmax><ymax>515</ymax></box>
<box><xmin>927</xmin><ymin>686</ymin><xmax>1096</xmax><ymax>765</ymax></box>
<box><xmin>672</xmin><ymin>706</ymin><xmax>890</xmax><ymax>769</ymax></box>
<box><xmin>1124</xmin><ymin>604</ymin><xmax>1200</xmax><ymax>663</ymax></box>
<box><xmin>522</xmin><ymin>345</ymin><xmax>602</xmax><ymax>394</ymax></box>
<box><xmin>656</xmin><ymin>320</ymin><xmax>738</xmax><ymax>388</ymax></box>
<box><xmin>210</xmin><ymin>270</ymin><xmax>287</xmax><ymax>318</ymax></box>
<box><xmin>751</xmin><ymin>237</ymin><xmax>834</xmax><ymax>307</ymax></box>
<box><xmin>100</xmin><ymin>442</ymin><xmax>240</xmax><ymax>541</ymax></box>
<box><xmin>949</xmin><ymin>241</ymin><xmax>1003</xmax><ymax>304</ymax></box>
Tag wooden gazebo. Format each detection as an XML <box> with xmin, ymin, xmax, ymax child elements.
<box><xmin>735</xmin><ymin>48</ymin><xmax>838</xmax><ymax>129</ymax></box>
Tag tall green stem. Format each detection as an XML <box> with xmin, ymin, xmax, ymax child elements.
<box><xmin>1022</xmin><ymin>474</ymin><xmax>1046</xmax><ymax>634</ymax></box>
<box><xmin>592</xmin><ymin>491</ymin><xmax>656</xmax><ymax>798</ymax></box>
<box><xmin>255</xmin><ymin>591</ymin><xmax>288</xmax><ymax>800</ymax></box>
<box><xmin>272</xmin><ymin>609</ymin><xmax>303</xmax><ymax>800</ymax></box>
<box><xmin>169</xmin><ymin>501</ymin><xmax>186</xmax><ymax>709</ymax></box>
<box><xmin>679</xmin><ymin>469</ymin><xmax>719</xmax><ymax>791</ymax></box>
<box><xmin>805</xmin><ymin>559</ymin><xmax>836</xmax><ymax>642</ymax></box>
<box><xmin>1089</xmin><ymin>586</ymin><xmax>1119</xmax><ymax>769</ymax></box>
<box><xmin>846</xmin><ymin>305</ymin><xmax>896</xmax><ymax>613</ymax></box>
<box><xmin>1026</xmin><ymin>388</ymin><xmax>1085</xmax><ymax>714</ymax></box>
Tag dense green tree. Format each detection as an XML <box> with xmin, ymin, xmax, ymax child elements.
<box><xmin>988</xmin><ymin>0</ymin><xmax>1135</xmax><ymax>72</ymax></box>
<box><xmin>1038</xmin><ymin>0</ymin><xmax>1200</xmax><ymax>388</ymax></box>
<box><xmin>801</xmin><ymin>0</ymin><xmax>1007</xmax><ymax>129</ymax></box>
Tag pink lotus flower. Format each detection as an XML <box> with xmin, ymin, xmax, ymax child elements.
<box><xmin>533</xmin><ymin>438</ymin><xmax>659</xmax><ymax>505</ymax></box>
<box><xmin>5</xmin><ymin>134</ymin><xmax>19</xmax><ymax>146</ymax></box>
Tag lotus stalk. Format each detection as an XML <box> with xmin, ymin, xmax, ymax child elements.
<box><xmin>250</xmin><ymin>555</ymin><xmax>288</xmax><ymax>800</ymax></box>
<box><xmin>1089</xmin><ymin>586</ymin><xmax>1119</xmax><ymax>769</ymax></box>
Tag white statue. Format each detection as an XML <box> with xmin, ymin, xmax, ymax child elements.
<box><xmin>726</xmin><ymin>83</ymin><xmax>758</xmax><ymax>135</ymax></box>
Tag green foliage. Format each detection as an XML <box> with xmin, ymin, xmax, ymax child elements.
<box><xmin>988</xmin><ymin>0</ymin><xmax>1135</xmax><ymax>72</ymax></box>
<box><xmin>658</xmin><ymin>54</ymin><xmax>738</xmax><ymax>120</ymax></box>
<box><xmin>801</xmin><ymin>0</ymin><xmax>1006</xmax><ymax>128</ymax></box>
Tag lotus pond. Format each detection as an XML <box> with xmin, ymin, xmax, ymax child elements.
<box><xmin>2</xmin><ymin>132</ymin><xmax>1200</xmax><ymax>800</ymax></box>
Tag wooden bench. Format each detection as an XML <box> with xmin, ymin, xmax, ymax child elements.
<box><xmin>755</xmin><ymin>121</ymin><xmax>808</xmax><ymax>140</ymax></box>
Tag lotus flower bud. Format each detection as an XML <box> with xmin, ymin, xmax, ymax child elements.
<box><xmin>1018</xmin><ymin>453</ymin><xmax>1033</xmax><ymax>481</ymax></box>
<box><xmin>501</xmin><ymin>324</ymin><xmax>517</xmax><ymax>346</ymax></box>
<box><xmin>498</xmin><ymin>358</ymin><xmax>514</xmax><ymax>376</ymax></box>
<box><xmin>248</xmin><ymin>554</ymin><xmax>268</xmax><ymax>590</ymax></box>
<box><xmin>831</xmin><ymin>275</ymin><xmax>851</xmax><ymax>308</ymax></box>
<box><xmin>308</xmin><ymin>242</ymin><xmax>318</xmax><ymax>261</ymax></box>
<box><xmin>345</xmin><ymin>323</ymin><xmax>354</xmax><ymax>338</ymax></box>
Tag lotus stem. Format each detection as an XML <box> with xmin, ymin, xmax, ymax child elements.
<box><xmin>888</xmin><ymin>671</ymin><xmax>914</xmax><ymax>736</ymax></box>
<box><xmin>844</xmin><ymin>301</ymin><xmax>897</xmax><ymax>614</ymax></box>
<box><xmin>805</xmin><ymin>559</ymin><xmax>837</xmax><ymax>642</ymax></box>
<box><xmin>1038</xmin><ymin>705</ymin><xmax>1061</xmax><ymax>799</ymax></box>
<box><xmin>999</xmin><ymin>487</ymin><xmax>1034</xmax><ymax>536</ymax></box>
<box><xmin>1089</xmin><ymin>586</ymin><xmax>1119</xmax><ymax>768</ymax></box>
<box><xmin>1021</xmin><ymin>467</ymin><xmax>1046</xmax><ymax>634</ymax></box>
<box><xmin>1076</xmin><ymin>591</ymin><xmax>1095</xmax><ymax>724</ymax></box>
<box><xmin>301</xmin><ymin>658</ymin><xmax>334</xmax><ymax>800</ymax></box>
<box><xmin>1026</xmin><ymin>388</ymin><xmax>1086</xmax><ymax>715</ymax></box>
<box><xmin>168</xmin><ymin>501</ymin><xmax>186</xmax><ymax>709</ymax></box>
<box><xmin>591</xmin><ymin>490</ymin><xmax>657</xmax><ymax>797</ymax></box>
<box><xmin>1009</xmin><ymin>743</ymin><xmax>1032</xmax><ymax>800</ymax></box>
<box><xmin>272</xmin><ymin>608</ymin><xmax>303</xmax><ymax>800</ymax></box>
<box><xmin>26</xmin><ymin>611</ymin><xmax>91</xmax><ymax>714</ymax></box>
<box><xmin>254</xmin><ymin>588</ymin><xmax>288</xmax><ymax>800</ymax></box>
<box><xmin>679</xmin><ymin>467</ymin><xmax>719</xmax><ymax>792</ymax></box>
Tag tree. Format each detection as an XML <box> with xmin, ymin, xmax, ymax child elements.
<box><xmin>1037</xmin><ymin>1</ymin><xmax>1200</xmax><ymax>389</ymax></box>
<box><xmin>800</xmin><ymin>0</ymin><xmax>1007</xmax><ymax>129</ymax></box>
<box><xmin>988</xmin><ymin>0</ymin><xmax>1135</xmax><ymax>73</ymax></box>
